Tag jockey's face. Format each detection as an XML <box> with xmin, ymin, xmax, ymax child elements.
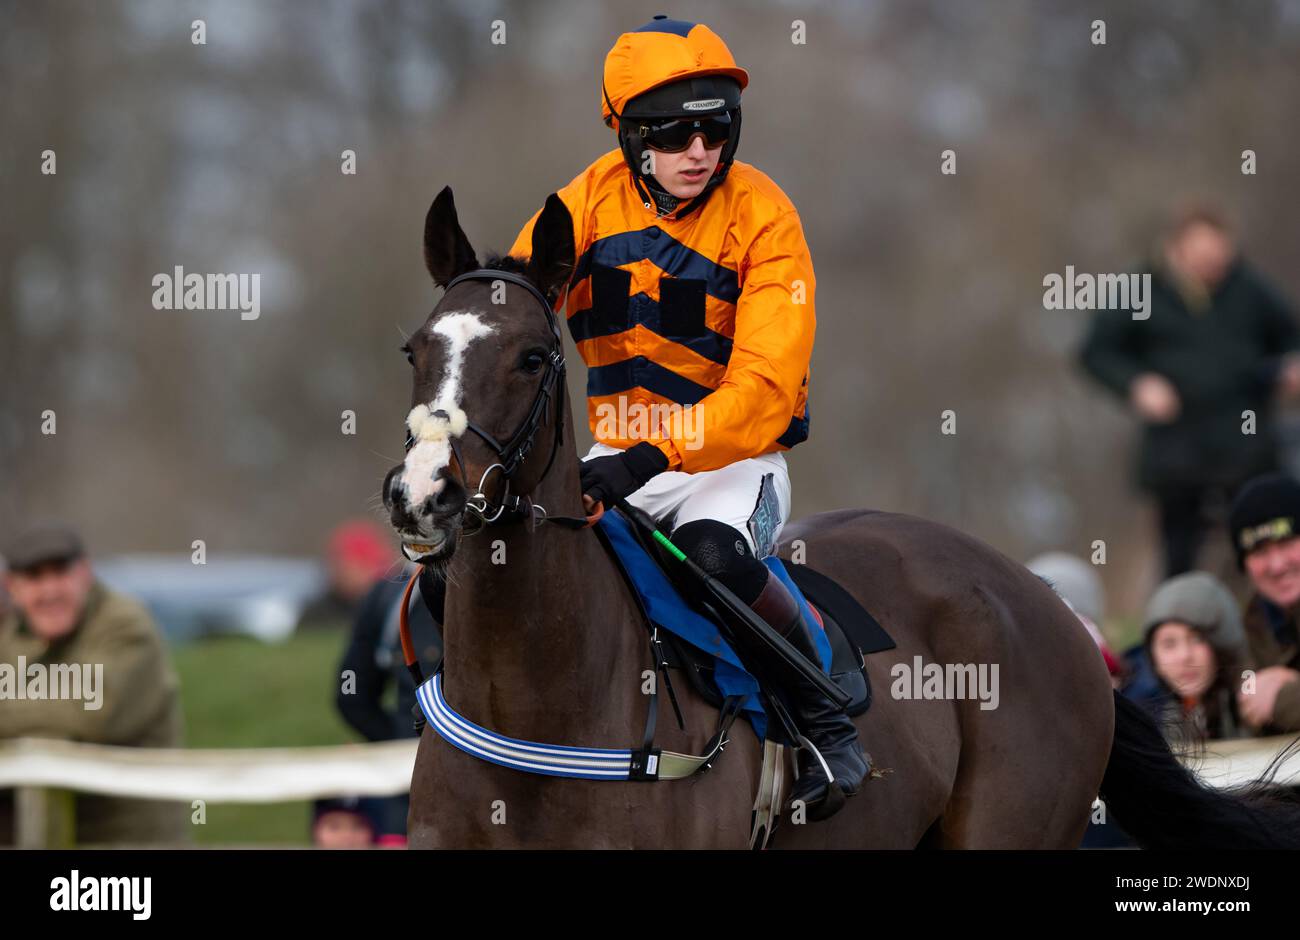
<box><xmin>649</xmin><ymin>133</ymin><xmax>722</xmax><ymax>200</ymax></box>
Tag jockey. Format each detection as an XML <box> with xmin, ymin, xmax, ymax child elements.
<box><xmin>509</xmin><ymin>15</ymin><xmax>867</xmax><ymax>818</ymax></box>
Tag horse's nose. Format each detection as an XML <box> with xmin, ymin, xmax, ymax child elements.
<box><xmin>383</xmin><ymin>465</ymin><xmax>416</xmax><ymax>530</ymax></box>
<box><xmin>384</xmin><ymin>463</ymin><xmax>466</xmax><ymax>525</ymax></box>
<box><xmin>426</xmin><ymin>470</ymin><xmax>466</xmax><ymax>517</ymax></box>
<box><xmin>383</xmin><ymin>465</ymin><xmax>404</xmax><ymax>508</ymax></box>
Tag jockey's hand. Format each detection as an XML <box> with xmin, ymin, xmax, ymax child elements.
<box><xmin>579</xmin><ymin>442</ymin><xmax>669</xmax><ymax>511</ymax></box>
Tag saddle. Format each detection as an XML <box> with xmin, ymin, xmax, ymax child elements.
<box><xmin>593</xmin><ymin>506</ymin><xmax>895</xmax><ymax>733</ymax></box>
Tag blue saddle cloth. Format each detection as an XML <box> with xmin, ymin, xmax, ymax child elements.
<box><xmin>596</xmin><ymin>508</ymin><xmax>832</xmax><ymax>740</ymax></box>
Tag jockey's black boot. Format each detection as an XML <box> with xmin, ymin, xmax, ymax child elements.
<box><xmin>666</xmin><ymin>518</ymin><xmax>868</xmax><ymax>821</ymax></box>
<box><xmin>746</xmin><ymin>567</ymin><xmax>869</xmax><ymax>821</ymax></box>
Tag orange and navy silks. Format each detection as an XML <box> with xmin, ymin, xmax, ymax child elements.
<box><xmin>508</xmin><ymin>150</ymin><xmax>816</xmax><ymax>474</ymax></box>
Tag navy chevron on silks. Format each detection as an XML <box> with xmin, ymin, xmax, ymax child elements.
<box><xmin>776</xmin><ymin>399</ymin><xmax>810</xmax><ymax>448</ymax></box>
<box><xmin>571</xmin><ymin>228</ymin><xmax>741</xmax><ymax>303</ymax></box>
<box><xmin>586</xmin><ymin>356</ymin><xmax>715</xmax><ymax>404</ymax></box>
<box><xmin>568</xmin><ymin>293</ymin><xmax>734</xmax><ymax>365</ymax></box>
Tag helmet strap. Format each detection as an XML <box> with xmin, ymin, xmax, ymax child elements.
<box><xmin>604</xmin><ymin>77</ymin><xmax>743</xmax><ymax>221</ymax></box>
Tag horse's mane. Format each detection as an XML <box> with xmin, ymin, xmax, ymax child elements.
<box><xmin>482</xmin><ymin>253</ymin><xmax>530</xmax><ymax>275</ymax></box>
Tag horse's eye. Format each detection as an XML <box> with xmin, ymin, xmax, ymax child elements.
<box><xmin>401</xmin><ymin>343</ymin><xmax>414</xmax><ymax>366</ymax></box>
<box><xmin>521</xmin><ymin>350</ymin><xmax>545</xmax><ymax>374</ymax></box>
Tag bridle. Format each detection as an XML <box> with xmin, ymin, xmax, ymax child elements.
<box><xmin>403</xmin><ymin>267</ymin><xmax>599</xmax><ymax>534</ymax></box>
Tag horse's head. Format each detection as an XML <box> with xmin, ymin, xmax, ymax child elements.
<box><xmin>382</xmin><ymin>186</ymin><xmax>575</xmax><ymax>573</ymax></box>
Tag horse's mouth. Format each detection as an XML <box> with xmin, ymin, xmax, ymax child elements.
<box><xmin>399</xmin><ymin>523</ymin><xmax>459</xmax><ymax>563</ymax></box>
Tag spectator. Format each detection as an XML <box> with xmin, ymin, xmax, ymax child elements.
<box><xmin>1080</xmin><ymin>205</ymin><xmax>1300</xmax><ymax>577</ymax></box>
<box><xmin>311</xmin><ymin>796</ymin><xmax>383</xmax><ymax>848</ymax></box>
<box><xmin>0</xmin><ymin>523</ymin><xmax>187</xmax><ymax>845</ymax></box>
<box><xmin>1229</xmin><ymin>473</ymin><xmax>1300</xmax><ymax>732</ymax></box>
<box><xmin>1026</xmin><ymin>552</ymin><xmax>1123</xmax><ymax>685</ymax></box>
<box><xmin>300</xmin><ymin>519</ymin><xmax>395</xmax><ymax>627</ymax></box>
<box><xmin>335</xmin><ymin>566</ymin><xmax>442</xmax><ymax>840</ymax></box>
<box><xmin>1128</xmin><ymin>571</ymin><xmax>1248</xmax><ymax>748</ymax></box>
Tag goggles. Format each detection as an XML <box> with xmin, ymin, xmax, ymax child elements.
<box><xmin>636</xmin><ymin>112</ymin><xmax>733</xmax><ymax>153</ymax></box>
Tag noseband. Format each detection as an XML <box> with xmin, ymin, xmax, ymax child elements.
<box><xmin>404</xmin><ymin>268</ymin><xmax>594</xmax><ymax>533</ymax></box>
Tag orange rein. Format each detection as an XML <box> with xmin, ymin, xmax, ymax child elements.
<box><xmin>399</xmin><ymin>564</ymin><xmax>424</xmax><ymax>670</ymax></box>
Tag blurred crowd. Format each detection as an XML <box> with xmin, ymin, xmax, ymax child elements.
<box><xmin>1030</xmin><ymin>468</ymin><xmax>1300</xmax><ymax>847</ymax></box>
<box><xmin>1068</xmin><ymin>205</ymin><xmax>1300</xmax><ymax>752</ymax></box>
<box><xmin>1061</xmin><ymin>205</ymin><xmax>1300</xmax><ymax>846</ymax></box>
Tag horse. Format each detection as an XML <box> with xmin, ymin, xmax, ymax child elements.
<box><xmin>383</xmin><ymin>186</ymin><xmax>1300</xmax><ymax>849</ymax></box>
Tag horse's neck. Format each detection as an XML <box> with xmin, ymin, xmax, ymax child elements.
<box><xmin>439</xmin><ymin>445</ymin><xmax>644</xmax><ymax>742</ymax></box>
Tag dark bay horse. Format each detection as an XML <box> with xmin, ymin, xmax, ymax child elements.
<box><xmin>384</xmin><ymin>186</ymin><xmax>1300</xmax><ymax>849</ymax></box>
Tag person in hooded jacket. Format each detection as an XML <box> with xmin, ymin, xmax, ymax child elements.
<box><xmin>1127</xmin><ymin>571</ymin><xmax>1250</xmax><ymax>748</ymax></box>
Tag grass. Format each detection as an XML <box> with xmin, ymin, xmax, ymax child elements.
<box><xmin>171</xmin><ymin>622</ymin><xmax>358</xmax><ymax>846</ymax></box>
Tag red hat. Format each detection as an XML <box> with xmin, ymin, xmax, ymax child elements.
<box><xmin>328</xmin><ymin>520</ymin><xmax>392</xmax><ymax>578</ymax></box>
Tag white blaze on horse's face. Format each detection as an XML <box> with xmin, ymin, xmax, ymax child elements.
<box><xmin>400</xmin><ymin>311</ymin><xmax>496</xmax><ymax>514</ymax></box>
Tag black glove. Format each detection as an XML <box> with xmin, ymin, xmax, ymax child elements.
<box><xmin>579</xmin><ymin>442</ymin><xmax>670</xmax><ymax>509</ymax></box>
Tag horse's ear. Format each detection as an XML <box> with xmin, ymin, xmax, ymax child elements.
<box><xmin>423</xmin><ymin>186</ymin><xmax>478</xmax><ymax>288</ymax></box>
<box><xmin>526</xmin><ymin>193</ymin><xmax>576</xmax><ymax>305</ymax></box>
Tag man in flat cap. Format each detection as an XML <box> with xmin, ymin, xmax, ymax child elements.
<box><xmin>0</xmin><ymin>523</ymin><xmax>187</xmax><ymax>844</ymax></box>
